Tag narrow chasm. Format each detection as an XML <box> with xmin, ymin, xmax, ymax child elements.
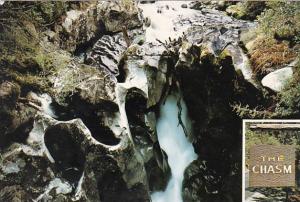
<box><xmin>151</xmin><ymin>91</ymin><xmax>197</xmax><ymax>202</ymax></box>
<box><xmin>44</xmin><ymin>126</ymin><xmax>85</xmax><ymax>186</ymax></box>
<box><xmin>124</xmin><ymin>88</ymin><xmax>153</xmax><ymax>164</ymax></box>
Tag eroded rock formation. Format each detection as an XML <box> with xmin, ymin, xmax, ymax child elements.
<box><xmin>0</xmin><ymin>1</ymin><xmax>290</xmax><ymax>202</ymax></box>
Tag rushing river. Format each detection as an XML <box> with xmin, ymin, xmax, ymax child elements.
<box><xmin>138</xmin><ymin>2</ymin><xmax>198</xmax><ymax>201</ymax></box>
<box><xmin>139</xmin><ymin>1</ymin><xmax>196</xmax><ymax>43</ymax></box>
<box><xmin>151</xmin><ymin>93</ymin><xmax>197</xmax><ymax>202</ymax></box>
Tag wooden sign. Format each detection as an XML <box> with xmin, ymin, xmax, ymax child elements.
<box><xmin>249</xmin><ymin>145</ymin><xmax>295</xmax><ymax>187</ymax></box>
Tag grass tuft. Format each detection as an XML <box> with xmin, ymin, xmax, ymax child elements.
<box><xmin>249</xmin><ymin>38</ymin><xmax>297</xmax><ymax>75</ymax></box>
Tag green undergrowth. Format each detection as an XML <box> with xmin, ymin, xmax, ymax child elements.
<box><xmin>0</xmin><ymin>2</ymin><xmax>73</xmax><ymax>94</ymax></box>
<box><xmin>258</xmin><ymin>1</ymin><xmax>300</xmax><ymax>43</ymax></box>
<box><xmin>226</xmin><ymin>1</ymin><xmax>266</xmax><ymax>20</ymax></box>
<box><xmin>233</xmin><ymin>1</ymin><xmax>300</xmax><ymax>119</ymax></box>
<box><xmin>275</xmin><ymin>58</ymin><xmax>300</xmax><ymax>116</ymax></box>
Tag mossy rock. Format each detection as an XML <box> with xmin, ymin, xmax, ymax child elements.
<box><xmin>226</xmin><ymin>2</ymin><xmax>266</xmax><ymax>20</ymax></box>
<box><xmin>226</xmin><ymin>4</ymin><xmax>246</xmax><ymax>20</ymax></box>
<box><xmin>200</xmin><ymin>46</ymin><xmax>219</xmax><ymax>66</ymax></box>
<box><xmin>219</xmin><ymin>49</ymin><xmax>231</xmax><ymax>61</ymax></box>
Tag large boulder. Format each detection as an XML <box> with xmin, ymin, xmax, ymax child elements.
<box><xmin>58</xmin><ymin>4</ymin><xmax>105</xmax><ymax>52</ymax></box>
<box><xmin>0</xmin><ymin>112</ymin><xmax>151</xmax><ymax>201</ymax></box>
<box><xmin>97</xmin><ymin>1</ymin><xmax>142</xmax><ymax>33</ymax></box>
<box><xmin>86</xmin><ymin>29</ymin><xmax>143</xmax><ymax>76</ymax></box>
<box><xmin>0</xmin><ymin>143</ymin><xmax>58</xmax><ymax>200</ymax></box>
<box><xmin>51</xmin><ymin>63</ymin><xmax>118</xmax><ymax>111</ymax></box>
<box><xmin>43</xmin><ymin>2</ymin><xmax>105</xmax><ymax>52</ymax></box>
<box><xmin>261</xmin><ymin>66</ymin><xmax>293</xmax><ymax>92</ymax></box>
<box><xmin>49</xmin><ymin>1</ymin><xmax>142</xmax><ymax>52</ymax></box>
<box><xmin>0</xmin><ymin>81</ymin><xmax>37</xmax><ymax>149</ymax></box>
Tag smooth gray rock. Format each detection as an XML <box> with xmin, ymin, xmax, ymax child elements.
<box><xmin>261</xmin><ymin>67</ymin><xmax>293</xmax><ymax>92</ymax></box>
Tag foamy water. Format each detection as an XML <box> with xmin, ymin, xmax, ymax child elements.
<box><xmin>151</xmin><ymin>93</ymin><xmax>197</xmax><ymax>202</ymax></box>
<box><xmin>139</xmin><ymin>1</ymin><xmax>196</xmax><ymax>43</ymax></box>
<box><xmin>138</xmin><ymin>2</ymin><xmax>198</xmax><ymax>201</ymax></box>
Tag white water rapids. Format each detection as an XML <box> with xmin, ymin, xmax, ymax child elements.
<box><xmin>138</xmin><ymin>2</ymin><xmax>198</xmax><ymax>201</ymax></box>
<box><xmin>139</xmin><ymin>1</ymin><xmax>197</xmax><ymax>43</ymax></box>
<box><xmin>151</xmin><ymin>93</ymin><xmax>197</xmax><ymax>202</ymax></box>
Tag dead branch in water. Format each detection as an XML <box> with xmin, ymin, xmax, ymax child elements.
<box><xmin>122</xmin><ymin>26</ymin><xmax>131</xmax><ymax>47</ymax></box>
<box><xmin>18</xmin><ymin>97</ymin><xmax>42</xmax><ymax>111</ymax></box>
<box><xmin>177</xmin><ymin>97</ymin><xmax>189</xmax><ymax>138</ymax></box>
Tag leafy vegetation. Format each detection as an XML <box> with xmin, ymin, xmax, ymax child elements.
<box><xmin>231</xmin><ymin>103</ymin><xmax>276</xmax><ymax>119</ymax></box>
<box><xmin>275</xmin><ymin>59</ymin><xmax>300</xmax><ymax>117</ymax></box>
<box><xmin>226</xmin><ymin>1</ymin><xmax>266</xmax><ymax>20</ymax></box>
<box><xmin>258</xmin><ymin>1</ymin><xmax>300</xmax><ymax>43</ymax></box>
<box><xmin>233</xmin><ymin>1</ymin><xmax>300</xmax><ymax>119</ymax></box>
<box><xmin>258</xmin><ymin>3</ymin><xmax>300</xmax><ymax>117</ymax></box>
<box><xmin>245</xmin><ymin>125</ymin><xmax>299</xmax><ymax>164</ymax></box>
<box><xmin>0</xmin><ymin>2</ymin><xmax>73</xmax><ymax>94</ymax></box>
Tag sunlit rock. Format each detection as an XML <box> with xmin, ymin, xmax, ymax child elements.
<box><xmin>97</xmin><ymin>1</ymin><xmax>142</xmax><ymax>33</ymax></box>
<box><xmin>59</xmin><ymin>3</ymin><xmax>104</xmax><ymax>52</ymax></box>
<box><xmin>261</xmin><ymin>67</ymin><xmax>294</xmax><ymax>92</ymax></box>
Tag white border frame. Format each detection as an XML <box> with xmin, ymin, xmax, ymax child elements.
<box><xmin>242</xmin><ymin>119</ymin><xmax>300</xmax><ymax>202</ymax></box>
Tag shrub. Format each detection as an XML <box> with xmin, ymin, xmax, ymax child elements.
<box><xmin>275</xmin><ymin>58</ymin><xmax>300</xmax><ymax>116</ymax></box>
<box><xmin>258</xmin><ymin>1</ymin><xmax>300</xmax><ymax>43</ymax></box>
<box><xmin>231</xmin><ymin>103</ymin><xmax>276</xmax><ymax>119</ymax></box>
<box><xmin>0</xmin><ymin>2</ymin><xmax>68</xmax><ymax>28</ymax></box>
<box><xmin>226</xmin><ymin>1</ymin><xmax>266</xmax><ymax>20</ymax></box>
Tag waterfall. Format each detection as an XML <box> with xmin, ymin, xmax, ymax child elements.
<box><xmin>151</xmin><ymin>93</ymin><xmax>197</xmax><ymax>202</ymax></box>
<box><xmin>138</xmin><ymin>2</ymin><xmax>199</xmax><ymax>201</ymax></box>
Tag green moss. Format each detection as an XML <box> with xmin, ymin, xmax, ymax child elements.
<box><xmin>200</xmin><ymin>47</ymin><xmax>219</xmax><ymax>65</ymax></box>
<box><xmin>226</xmin><ymin>4</ymin><xmax>246</xmax><ymax>19</ymax></box>
<box><xmin>0</xmin><ymin>28</ymin><xmax>38</xmax><ymax>56</ymax></box>
<box><xmin>258</xmin><ymin>2</ymin><xmax>300</xmax><ymax>43</ymax></box>
<box><xmin>226</xmin><ymin>2</ymin><xmax>266</xmax><ymax>20</ymax></box>
<box><xmin>219</xmin><ymin>49</ymin><xmax>231</xmax><ymax>61</ymax></box>
<box><xmin>0</xmin><ymin>2</ymin><xmax>88</xmax><ymax>99</ymax></box>
<box><xmin>10</xmin><ymin>72</ymin><xmax>50</xmax><ymax>93</ymax></box>
<box><xmin>0</xmin><ymin>39</ymin><xmax>72</xmax><ymax>94</ymax></box>
<box><xmin>1</xmin><ymin>2</ymin><xmax>68</xmax><ymax>28</ymax></box>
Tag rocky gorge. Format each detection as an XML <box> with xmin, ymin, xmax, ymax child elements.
<box><xmin>0</xmin><ymin>1</ymin><xmax>299</xmax><ymax>202</ymax></box>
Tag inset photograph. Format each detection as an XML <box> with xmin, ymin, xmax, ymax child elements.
<box><xmin>243</xmin><ymin>120</ymin><xmax>300</xmax><ymax>202</ymax></box>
